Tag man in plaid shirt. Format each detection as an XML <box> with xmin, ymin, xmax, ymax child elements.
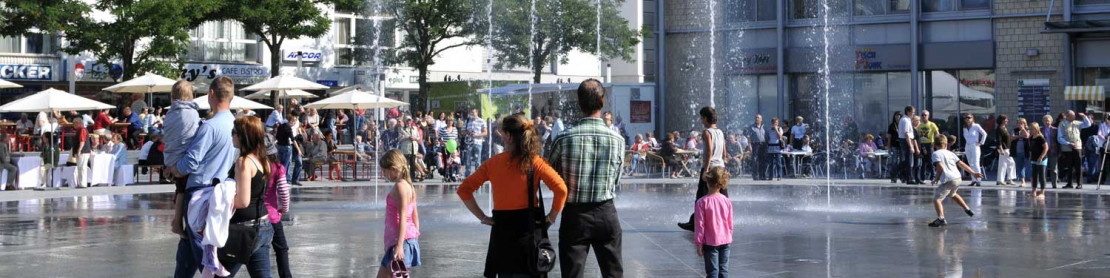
<box><xmin>548</xmin><ymin>79</ymin><xmax>626</xmax><ymax>278</ymax></box>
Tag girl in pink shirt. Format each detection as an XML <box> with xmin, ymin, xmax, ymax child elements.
<box><xmin>695</xmin><ymin>167</ymin><xmax>733</xmax><ymax>278</ymax></box>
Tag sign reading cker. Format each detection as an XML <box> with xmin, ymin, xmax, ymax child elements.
<box><xmin>0</xmin><ymin>64</ymin><xmax>51</xmax><ymax>80</ymax></box>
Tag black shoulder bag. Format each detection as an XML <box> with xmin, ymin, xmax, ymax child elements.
<box><xmin>218</xmin><ymin>168</ymin><xmax>267</xmax><ymax>266</ymax></box>
<box><xmin>526</xmin><ymin>170</ymin><xmax>557</xmax><ymax>275</ymax></box>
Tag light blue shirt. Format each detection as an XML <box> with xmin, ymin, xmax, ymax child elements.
<box><xmin>266</xmin><ymin>110</ymin><xmax>285</xmax><ymax>128</ymax></box>
<box><xmin>164</xmin><ymin>100</ymin><xmax>200</xmax><ymax>168</ymax></box>
<box><xmin>178</xmin><ymin>110</ymin><xmax>238</xmax><ymax>189</ymax></box>
<box><xmin>110</xmin><ymin>142</ymin><xmax>127</xmax><ymax>168</ymax></box>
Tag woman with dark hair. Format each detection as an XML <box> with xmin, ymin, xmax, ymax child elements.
<box><xmin>457</xmin><ymin>113</ymin><xmax>568</xmax><ymax>278</ymax></box>
<box><xmin>887</xmin><ymin>111</ymin><xmax>903</xmax><ymax>183</ymax></box>
<box><xmin>226</xmin><ymin>116</ymin><xmax>275</xmax><ymax>276</ymax></box>
<box><xmin>679</xmin><ymin>107</ymin><xmax>727</xmax><ymax>231</ymax></box>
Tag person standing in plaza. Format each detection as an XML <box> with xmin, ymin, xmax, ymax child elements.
<box><xmin>748</xmin><ymin>114</ymin><xmax>768</xmax><ymax>180</ymax></box>
<box><xmin>399</xmin><ymin>116</ymin><xmax>421</xmax><ymax>180</ymax></box>
<box><xmin>694</xmin><ymin>167</ymin><xmax>733</xmax><ymax>278</ymax></box>
<box><xmin>262</xmin><ymin>134</ymin><xmax>292</xmax><ymax>278</ymax></box>
<box><xmin>897</xmin><ymin>106</ymin><xmax>919</xmax><ymax>184</ymax></box>
<box><xmin>995</xmin><ymin>115</ymin><xmax>1016</xmax><ymax>186</ymax></box>
<box><xmin>458</xmin><ymin>113</ymin><xmax>567</xmax><ymax>277</ymax></box>
<box><xmin>1029</xmin><ymin>122</ymin><xmax>1049</xmax><ymax>197</ymax></box>
<box><xmin>275</xmin><ymin>114</ymin><xmax>298</xmax><ymax>185</ymax></box>
<box><xmin>679</xmin><ymin>107</ymin><xmax>728</xmax><ymax>232</ymax></box>
<box><xmin>222</xmin><ymin>116</ymin><xmax>276</xmax><ymax>277</ymax></box>
<box><xmin>547</xmin><ymin>79</ymin><xmax>626</xmax><ymax>278</ymax></box>
<box><xmin>1042</xmin><ymin>115</ymin><xmax>1059</xmax><ymax>188</ymax></box>
<box><xmin>1013</xmin><ymin>118</ymin><xmax>1031</xmax><ymax>187</ymax></box>
<box><xmin>916</xmin><ymin>110</ymin><xmax>939</xmax><ymax>182</ymax></box>
<box><xmin>1057</xmin><ymin>110</ymin><xmax>1092</xmax><ymax>189</ymax></box>
<box><xmin>170</xmin><ymin>76</ymin><xmax>240</xmax><ymax>278</ymax></box>
<box><xmin>962</xmin><ymin>113</ymin><xmax>988</xmax><ymax>187</ymax></box>
<box><xmin>165</xmin><ymin>80</ymin><xmax>200</xmax><ymax>236</ymax></box>
<box><xmin>887</xmin><ymin>112</ymin><xmax>903</xmax><ymax>183</ymax></box>
<box><xmin>465</xmin><ymin>109</ymin><xmax>488</xmax><ymax>176</ymax></box>
<box><xmin>266</xmin><ymin>104</ymin><xmax>285</xmax><ymax>131</ymax></box>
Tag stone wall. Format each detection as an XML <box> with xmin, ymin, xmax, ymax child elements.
<box><xmin>993</xmin><ymin>0</ymin><xmax>1067</xmax><ymax>119</ymax></box>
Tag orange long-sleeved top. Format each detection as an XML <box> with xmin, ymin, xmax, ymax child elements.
<box><xmin>457</xmin><ymin>153</ymin><xmax>568</xmax><ymax>212</ymax></box>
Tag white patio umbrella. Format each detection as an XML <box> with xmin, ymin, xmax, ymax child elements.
<box><xmin>190</xmin><ymin>95</ymin><xmax>272</xmax><ymax>110</ymax></box>
<box><xmin>304</xmin><ymin>89</ymin><xmax>407</xmax><ymax>110</ymax></box>
<box><xmin>0</xmin><ymin>78</ymin><xmax>23</xmax><ymax>89</ymax></box>
<box><xmin>0</xmin><ymin>88</ymin><xmax>114</xmax><ymax>112</ymax></box>
<box><xmin>244</xmin><ymin>89</ymin><xmax>317</xmax><ymax>100</ymax></box>
<box><xmin>102</xmin><ymin>72</ymin><xmax>178</xmax><ymax>110</ymax></box>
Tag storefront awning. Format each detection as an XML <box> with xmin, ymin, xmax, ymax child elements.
<box><xmin>1042</xmin><ymin>20</ymin><xmax>1110</xmax><ymax>34</ymax></box>
<box><xmin>1064</xmin><ymin>86</ymin><xmax>1105</xmax><ymax>101</ymax></box>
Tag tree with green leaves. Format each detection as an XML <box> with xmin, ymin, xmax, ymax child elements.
<box><xmin>386</xmin><ymin>0</ymin><xmax>483</xmax><ymax>97</ymax></box>
<box><xmin>213</xmin><ymin>0</ymin><xmax>359</xmax><ymax>104</ymax></box>
<box><xmin>489</xmin><ymin>0</ymin><xmax>641</xmax><ymax>83</ymax></box>
<box><xmin>0</xmin><ymin>0</ymin><xmax>90</xmax><ymax>37</ymax></box>
<box><xmin>64</xmin><ymin>0</ymin><xmax>218</xmax><ymax>81</ymax></box>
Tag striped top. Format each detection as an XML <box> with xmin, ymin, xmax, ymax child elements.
<box><xmin>547</xmin><ymin>118</ymin><xmax>626</xmax><ymax>203</ymax></box>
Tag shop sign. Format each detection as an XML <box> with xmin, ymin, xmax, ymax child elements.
<box><xmin>179</xmin><ymin>64</ymin><xmax>270</xmax><ymax>83</ymax></box>
<box><xmin>0</xmin><ymin>64</ymin><xmax>51</xmax><ymax>80</ymax></box>
<box><xmin>316</xmin><ymin>80</ymin><xmax>338</xmax><ymax>87</ymax></box>
<box><xmin>726</xmin><ymin>48</ymin><xmax>776</xmax><ymax>74</ymax></box>
<box><xmin>76</xmin><ymin>62</ymin><xmax>121</xmax><ymax>82</ymax></box>
<box><xmin>1017</xmin><ymin>79</ymin><xmax>1050</xmax><ymax>121</ymax></box>
<box><xmin>852</xmin><ymin>45</ymin><xmax>910</xmax><ymax>71</ymax></box>
<box><xmin>283</xmin><ymin>50</ymin><xmax>323</xmax><ymax>62</ymax></box>
<box><xmin>630</xmin><ymin>101</ymin><xmax>651</xmax><ymax>123</ymax></box>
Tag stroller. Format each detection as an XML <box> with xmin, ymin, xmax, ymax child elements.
<box><xmin>439</xmin><ymin>139</ymin><xmax>462</xmax><ymax>182</ymax></box>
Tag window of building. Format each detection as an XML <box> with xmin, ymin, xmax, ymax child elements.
<box><xmin>922</xmin><ymin>0</ymin><xmax>988</xmax><ymax>12</ymax></box>
<box><xmin>925</xmin><ymin>70</ymin><xmax>995</xmax><ymax>136</ymax></box>
<box><xmin>0</xmin><ymin>34</ymin><xmax>57</xmax><ymax>54</ymax></box>
<box><xmin>1078</xmin><ymin>68</ymin><xmax>1109</xmax><ymax>115</ymax></box>
<box><xmin>1077</xmin><ymin>0</ymin><xmax>1110</xmax><ymax>4</ymax></box>
<box><xmin>725</xmin><ymin>75</ymin><xmax>779</xmax><ymax>131</ymax></box>
<box><xmin>855</xmin><ymin>0</ymin><xmax>909</xmax><ymax>15</ymax></box>
<box><xmin>792</xmin><ymin>0</ymin><xmax>847</xmax><ymax>19</ymax></box>
<box><xmin>335</xmin><ymin>13</ymin><xmax>396</xmax><ymax>66</ymax></box>
<box><xmin>335</xmin><ymin>18</ymin><xmax>352</xmax><ymax>45</ymax></box>
<box><xmin>724</xmin><ymin>0</ymin><xmax>776</xmax><ymax>22</ymax></box>
<box><xmin>186</xmin><ymin>20</ymin><xmax>260</xmax><ymax>63</ymax></box>
<box><xmin>0</xmin><ymin>36</ymin><xmax>21</xmax><ymax>53</ymax></box>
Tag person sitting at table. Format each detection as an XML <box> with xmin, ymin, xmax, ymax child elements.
<box><xmin>354</xmin><ymin>135</ymin><xmax>373</xmax><ymax>160</ymax></box>
<box><xmin>146</xmin><ymin>135</ymin><xmax>166</xmax><ymax>183</ymax></box>
<box><xmin>0</xmin><ymin>133</ymin><xmax>16</xmax><ymax>190</ymax></box>
<box><xmin>137</xmin><ymin>136</ymin><xmax>155</xmax><ymax>173</ymax></box>
<box><xmin>15</xmin><ymin>113</ymin><xmax>34</xmax><ymax>135</ymax></box>
<box><xmin>726</xmin><ymin>133</ymin><xmax>751</xmax><ymax>175</ymax></box>
<box><xmin>858</xmin><ymin>134</ymin><xmax>880</xmax><ymax>177</ymax></box>
<box><xmin>302</xmin><ymin>133</ymin><xmax>328</xmax><ymax>181</ymax></box>
<box><xmin>660</xmin><ymin>133</ymin><xmax>683</xmax><ymax>178</ymax></box>
<box><xmin>627</xmin><ymin>134</ymin><xmax>650</xmax><ymax>175</ymax></box>
<box><xmin>109</xmin><ymin>133</ymin><xmax>128</xmax><ymax>173</ymax></box>
<box><xmin>92</xmin><ymin>109</ymin><xmax>113</xmax><ymax>134</ymax></box>
<box><xmin>125</xmin><ymin>106</ymin><xmax>141</xmax><ymax>148</ymax></box>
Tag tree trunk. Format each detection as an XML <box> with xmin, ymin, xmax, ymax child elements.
<box><xmin>532</xmin><ymin>53</ymin><xmax>543</xmax><ymax>84</ymax></box>
<box><xmin>418</xmin><ymin>63</ymin><xmax>429</xmax><ymax>105</ymax></box>
<box><xmin>122</xmin><ymin>39</ymin><xmax>136</xmax><ymax>81</ymax></box>
<box><xmin>269</xmin><ymin>41</ymin><xmax>282</xmax><ymax>108</ymax></box>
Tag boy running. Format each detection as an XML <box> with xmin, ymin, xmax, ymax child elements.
<box><xmin>928</xmin><ymin>136</ymin><xmax>983</xmax><ymax>227</ymax></box>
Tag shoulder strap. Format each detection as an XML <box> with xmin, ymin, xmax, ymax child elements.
<box><xmin>527</xmin><ymin>168</ymin><xmax>545</xmax><ymax>213</ymax></box>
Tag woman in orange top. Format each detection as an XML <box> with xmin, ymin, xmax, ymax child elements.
<box><xmin>457</xmin><ymin>113</ymin><xmax>567</xmax><ymax>278</ymax></box>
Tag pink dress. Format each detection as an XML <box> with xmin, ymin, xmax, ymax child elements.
<box><xmin>384</xmin><ymin>192</ymin><xmax>420</xmax><ymax>250</ymax></box>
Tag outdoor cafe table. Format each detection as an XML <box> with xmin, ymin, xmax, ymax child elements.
<box><xmin>783</xmin><ymin>151</ymin><xmax>813</xmax><ymax>178</ymax></box>
<box><xmin>0</xmin><ymin>155</ymin><xmax>41</xmax><ymax>190</ymax></box>
<box><xmin>675</xmin><ymin>149</ymin><xmax>697</xmax><ymax>177</ymax></box>
<box><xmin>332</xmin><ymin>150</ymin><xmax>359</xmax><ymax>180</ymax></box>
<box><xmin>866</xmin><ymin>150</ymin><xmax>890</xmax><ymax>176</ymax></box>
<box><xmin>89</xmin><ymin>154</ymin><xmax>116</xmax><ymax>186</ymax></box>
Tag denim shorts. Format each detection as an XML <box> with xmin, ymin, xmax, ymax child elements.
<box><xmin>381</xmin><ymin>239</ymin><xmax>422</xmax><ymax>268</ymax></box>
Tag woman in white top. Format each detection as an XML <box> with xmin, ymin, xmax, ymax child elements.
<box><xmin>304</xmin><ymin>108</ymin><xmax>321</xmax><ymax>135</ymax></box>
<box><xmin>679</xmin><ymin>107</ymin><xmax>728</xmax><ymax>231</ymax></box>
<box><xmin>962</xmin><ymin>113</ymin><xmax>988</xmax><ymax>186</ymax></box>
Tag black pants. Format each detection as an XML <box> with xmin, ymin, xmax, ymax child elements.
<box><xmin>752</xmin><ymin>143</ymin><xmax>767</xmax><ymax>180</ymax></box>
<box><xmin>559</xmin><ymin>200</ymin><xmax>622</xmax><ymax>278</ymax></box>
<box><xmin>1031</xmin><ymin>164</ymin><xmax>1046</xmax><ymax>190</ymax></box>
<box><xmin>918</xmin><ymin>144</ymin><xmax>934</xmax><ymax>181</ymax></box>
<box><xmin>1047</xmin><ymin>151</ymin><xmax>1059</xmax><ymax>187</ymax></box>
<box><xmin>686</xmin><ymin>172</ymin><xmax>730</xmax><ymax>224</ymax></box>
<box><xmin>899</xmin><ymin>139</ymin><xmax>914</xmax><ymax>182</ymax></box>
<box><xmin>272</xmin><ymin>221</ymin><xmax>292</xmax><ymax>278</ymax></box>
<box><xmin>405</xmin><ymin>154</ymin><xmax>418</xmax><ymax>180</ymax></box>
<box><xmin>1060</xmin><ymin>150</ymin><xmax>1082</xmax><ymax>186</ymax></box>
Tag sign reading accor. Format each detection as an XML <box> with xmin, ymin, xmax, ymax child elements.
<box><xmin>283</xmin><ymin>50</ymin><xmax>323</xmax><ymax>62</ymax></box>
<box><xmin>0</xmin><ymin>64</ymin><xmax>52</xmax><ymax>80</ymax></box>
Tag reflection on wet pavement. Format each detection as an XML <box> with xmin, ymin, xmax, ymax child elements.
<box><xmin>2</xmin><ymin>182</ymin><xmax>1110</xmax><ymax>277</ymax></box>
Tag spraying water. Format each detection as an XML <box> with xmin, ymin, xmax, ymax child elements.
<box><xmin>528</xmin><ymin>0</ymin><xmax>537</xmax><ymax>109</ymax></box>
<box><xmin>708</xmin><ymin>0</ymin><xmax>716</xmax><ymax>108</ymax></box>
<box><xmin>370</xmin><ymin>0</ymin><xmax>384</xmax><ymax>189</ymax></box>
<box><xmin>820</xmin><ymin>0</ymin><xmax>832</xmax><ymax>208</ymax></box>
<box><xmin>597</xmin><ymin>0</ymin><xmax>602</xmax><ymax>79</ymax></box>
<box><xmin>486</xmin><ymin>0</ymin><xmax>495</xmax><ymax>207</ymax></box>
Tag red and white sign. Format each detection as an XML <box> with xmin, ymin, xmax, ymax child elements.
<box><xmin>74</xmin><ymin>62</ymin><xmax>86</xmax><ymax>79</ymax></box>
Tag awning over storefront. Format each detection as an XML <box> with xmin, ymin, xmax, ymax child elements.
<box><xmin>1043</xmin><ymin>20</ymin><xmax>1110</xmax><ymax>34</ymax></box>
<box><xmin>1064</xmin><ymin>86</ymin><xmax>1104</xmax><ymax>101</ymax></box>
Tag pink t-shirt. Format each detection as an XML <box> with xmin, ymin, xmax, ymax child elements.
<box><xmin>694</xmin><ymin>193</ymin><xmax>733</xmax><ymax>247</ymax></box>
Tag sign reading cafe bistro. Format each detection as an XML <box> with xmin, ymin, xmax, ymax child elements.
<box><xmin>0</xmin><ymin>64</ymin><xmax>52</xmax><ymax>80</ymax></box>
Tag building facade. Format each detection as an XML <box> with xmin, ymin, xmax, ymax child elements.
<box><xmin>660</xmin><ymin>0</ymin><xmax>1104</xmax><ymax>141</ymax></box>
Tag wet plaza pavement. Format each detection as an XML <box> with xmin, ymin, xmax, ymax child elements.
<box><xmin>2</xmin><ymin>179</ymin><xmax>1110</xmax><ymax>277</ymax></box>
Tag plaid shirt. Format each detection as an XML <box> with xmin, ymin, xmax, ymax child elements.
<box><xmin>547</xmin><ymin>118</ymin><xmax>625</xmax><ymax>203</ymax></box>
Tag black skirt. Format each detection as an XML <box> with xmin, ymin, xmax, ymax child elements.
<box><xmin>484</xmin><ymin>208</ymin><xmax>546</xmax><ymax>278</ymax></box>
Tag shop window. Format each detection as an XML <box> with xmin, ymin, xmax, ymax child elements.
<box><xmin>1079</xmin><ymin>68</ymin><xmax>1109</xmax><ymax>115</ymax></box>
<box><xmin>855</xmin><ymin>0</ymin><xmax>886</xmax><ymax>15</ymax></box>
<box><xmin>1077</xmin><ymin>0</ymin><xmax>1110</xmax><ymax>4</ymax></box>
<box><xmin>923</xmin><ymin>0</ymin><xmax>988</xmax><ymax>12</ymax></box>
<box><xmin>890</xmin><ymin>0</ymin><xmax>911</xmax><ymax>13</ymax></box>
<box><xmin>925</xmin><ymin>70</ymin><xmax>995</xmax><ymax>136</ymax></box>
<box><xmin>757</xmin><ymin>0</ymin><xmax>776</xmax><ymax>21</ymax></box>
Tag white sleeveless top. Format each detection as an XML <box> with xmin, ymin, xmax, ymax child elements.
<box><xmin>706</xmin><ymin>128</ymin><xmax>725</xmax><ymax>167</ymax></box>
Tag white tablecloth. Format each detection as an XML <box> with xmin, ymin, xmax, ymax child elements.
<box><xmin>89</xmin><ymin>154</ymin><xmax>115</xmax><ymax>186</ymax></box>
<box><xmin>52</xmin><ymin>166</ymin><xmax>75</xmax><ymax>188</ymax></box>
<box><xmin>15</xmin><ymin>156</ymin><xmax>41</xmax><ymax>189</ymax></box>
<box><xmin>114</xmin><ymin>165</ymin><xmax>134</xmax><ymax>186</ymax></box>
